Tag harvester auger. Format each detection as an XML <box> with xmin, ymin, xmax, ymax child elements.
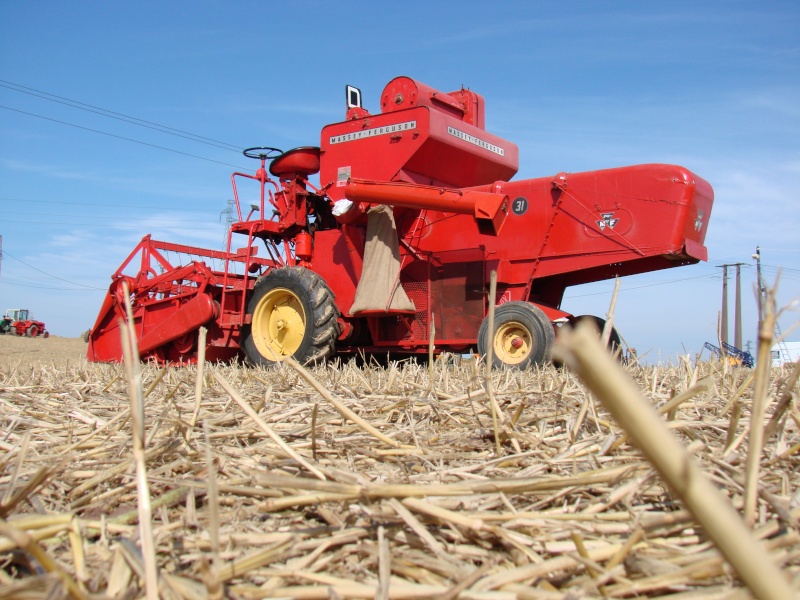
<box><xmin>87</xmin><ymin>76</ymin><xmax>713</xmax><ymax>368</ymax></box>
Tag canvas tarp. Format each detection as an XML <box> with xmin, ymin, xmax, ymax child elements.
<box><xmin>350</xmin><ymin>205</ymin><xmax>416</xmax><ymax>313</ymax></box>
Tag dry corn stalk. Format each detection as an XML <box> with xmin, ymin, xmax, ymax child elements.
<box><xmin>554</xmin><ymin>319</ymin><xmax>793</xmax><ymax>600</ymax></box>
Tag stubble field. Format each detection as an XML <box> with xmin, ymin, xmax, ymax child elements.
<box><xmin>0</xmin><ymin>334</ymin><xmax>88</xmax><ymax>370</ymax></box>
<box><xmin>0</xmin><ymin>330</ymin><xmax>798</xmax><ymax>599</ymax></box>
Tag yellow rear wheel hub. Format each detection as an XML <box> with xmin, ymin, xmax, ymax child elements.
<box><xmin>251</xmin><ymin>287</ymin><xmax>306</xmax><ymax>361</ymax></box>
<box><xmin>493</xmin><ymin>321</ymin><xmax>532</xmax><ymax>365</ymax></box>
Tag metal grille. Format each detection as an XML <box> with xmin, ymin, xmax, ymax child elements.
<box><xmin>404</xmin><ymin>281</ymin><xmax>429</xmax><ymax>342</ymax></box>
<box><xmin>376</xmin><ymin>280</ymin><xmax>428</xmax><ymax>343</ymax></box>
<box><xmin>376</xmin><ymin>256</ymin><xmax>487</xmax><ymax>345</ymax></box>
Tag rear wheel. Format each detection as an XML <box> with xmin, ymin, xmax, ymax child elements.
<box><xmin>572</xmin><ymin>315</ymin><xmax>622</xmax><ymax>357</ymax></box>
<box><xmin>26</xmin><ymin>324</ymin><xmax>38</xmax><ymax>337</ymax></box>
<box><xmin>243</xmin><ymin>267</ymin><xmax>339</xmax><ymax>367</ymax></box>
<box><xmin>478</xmin><ymin>302</ymin><xmax>555</xmax><ymax>369</ymax></box>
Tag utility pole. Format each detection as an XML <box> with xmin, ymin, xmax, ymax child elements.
<box><xmin>752</xmin><ymin>247</ymin><xmax>764</xmax><ymax>324</ymax></box>
<box><xmin>734</xmin><ymin>263</ymin><xmax>743</xmax><ymax>350</ymax></box>
<box><xmin>718</xmin><ymin>262</ymin><xmax>746</xmax><ymax>348</ymax></box>
<box><xmin>750</xmin><ymin>247</ymin><xmax>790</xmax><ymax>364</ymax></box>
<box><xmin>220</xmin><ymin>200</ymin><xmax>235</xmax><ymax>248</ymax></box>
<box><xmin>719</xmin><ymin>264</ymin><xmax>729</xmax><ymax>344</ymax></box>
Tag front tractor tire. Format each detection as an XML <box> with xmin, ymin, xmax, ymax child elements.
<box><xmin>243</xmin><ymin>267</ymin><xmax>339</xmax><ymax>367</ymax></box>
<box><xmin>478</xmin><ymin>301</ymin><xmax>555</xmax><ymax>369</ymax></box>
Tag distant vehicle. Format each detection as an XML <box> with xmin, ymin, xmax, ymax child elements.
<box><xmin>0</xmin><ymin>308</ymin><xmax>49</xmax><ymax>338</ymax></box>
<box><xmin>703</xmin><ymin>341</ymin><xmax>754</xmax><ymax>368</ymax></box>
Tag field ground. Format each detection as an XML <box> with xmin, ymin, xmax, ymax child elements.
<box><xmin>0</xmin><ymin>334</ymin><xmax>88</xmax><ymax>370</ymax></box>
<box><xmin>0</xmin><ymin>330</ymin><xmax>798</xmax><ymax>598</ymax></box>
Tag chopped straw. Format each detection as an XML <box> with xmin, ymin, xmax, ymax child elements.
<box><xmin>119</xmin><ymin>283</ymin><xmax>159</xmax><ymax>600</ymax></box>
<box><xmin>554</xmin><ymin>319</ymin><xmax>793</xmax><ymax>600</ymax></box>
<box><xmin>0</xmin><ymin>302</ymin><xmax>797</xmax><ymax>598</ymax></box>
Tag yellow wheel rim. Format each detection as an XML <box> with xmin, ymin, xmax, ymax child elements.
<box><xmin>493</xmin><ymin>321</ymin><xmax>532</xmax><ymax>365</ymax></box>
<box><xmin>251</xmin><ymin>287</ymin><xmax>306</xmax><ymax>361</ymax></box>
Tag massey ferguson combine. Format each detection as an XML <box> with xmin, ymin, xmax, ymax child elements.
<box><xmin>87</xmin><ymin>76</ymin><xmax>713</xmax><ymax>368</ymax></box>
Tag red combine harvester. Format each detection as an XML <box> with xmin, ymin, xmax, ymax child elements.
<box><xmin>87</xmin><ymin>77</ymin><xmax>713</xmax><ymax>368</ymax></box>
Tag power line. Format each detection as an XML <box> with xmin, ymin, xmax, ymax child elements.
<box><xmin>0</xmin><ymin>195</ymin><xmax>221</xmax><ymax>213</ymax></box>
<box><xmin>564</xmin><ymin>271</ymin><xmax>718</xmax><ymax>298</ymax></box>
<box><xmin>0</xmin><ymin>220</ymin><xmax>224</xmax><ymax>231</ymax></box>
<box><xmin>0</xmin><ymin>79</ymin><xmax>243</xmax><ymax>152</ymax></box>
<box><xmin>762</xmin><ymin>264</ymin><xmax>800</xmax><ymax>274</ymax></box>
<box><xmin>2</xmin><ymin>212</ymin><xmax>224</xmax><ymax>223</ymax></box>
<box><xmin>0</xmin><ymin>105</ymin><xmax>251</xmax><ymax>171</ymax></box>
<box><xmin>0</xmin><ymin>279</ymin><xmax>103</xmax><ymax>292</ymax></box>
<box><xmin>760</xmin><ymin>271</ymin><xmax>800</xmax><ymax>284</ymax></box>
<box><xmin>2</xmin><ymin>249</ymin><xmax>107</xmax><ymax>290</ymax></box>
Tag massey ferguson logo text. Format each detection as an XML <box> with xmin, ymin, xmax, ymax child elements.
<box><xmin>694</xmin><ymin>210</ymin><xmax>704</xmax><ymax>232</ymax></box>
<box><xmin>329</xmin><ymin>121</ymin><xmax>416</xmax><ymax>144</ymax></box>
<box><xmin>447</xmin><ymin>126</ymin><xmax>505</xmax><ymax>156</ymax></box>
<box><xmin>596</xmin><ymin>212</ymin><xmax>619</xmax><ymax>230</ymax></box>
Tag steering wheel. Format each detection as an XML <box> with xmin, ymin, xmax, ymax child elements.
<box><xmin>243</xmin><ymin>146</ymin><xmax>283</xmax><ymax>160</ymax></box>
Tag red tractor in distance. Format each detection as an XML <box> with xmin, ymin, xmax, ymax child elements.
<box><xmin>1</xmin><ymin>309</ymin><xmax>49</xmax><ymax>338</ymax></box>
<box><xmin>87</xmin><ymin>76</ymin><xmax>713</xmax><ymax>368</ymax></box>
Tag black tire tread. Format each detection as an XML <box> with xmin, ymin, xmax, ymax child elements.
<box><xmin>477</xmin><ymin>301</ymin><xmax>555</xmax><ymax>369</ymax></box>
<box><xmin>573</xmin><ymin>315</ymin><xmax>622</xmax><ymax>357</ymax></box>
<box><xmin>245</xmin><ymin>266</ymin><xmax>339</xmax><ymax>366</ymax></box>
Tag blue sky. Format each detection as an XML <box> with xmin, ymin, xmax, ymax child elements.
<box><xmin>1</xmin><ymin>1</ymin><xmax>798</xmax><ymax>362</ymax></box>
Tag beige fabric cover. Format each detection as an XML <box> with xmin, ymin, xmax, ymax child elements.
<box><xmin>350</xmin><ymin>205</ymin><xmax>416</xmax><ymax>313</ymax></box>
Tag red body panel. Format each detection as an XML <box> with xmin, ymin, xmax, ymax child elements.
<box><xmin>321</xmin><ymin>109</ymin><xmax>518</xmax><ymax>195</ymax></box>
<box><xmin>87</xmin><ymin>77</ymin><xmax>714</xmax><ymax>364</ymax></box>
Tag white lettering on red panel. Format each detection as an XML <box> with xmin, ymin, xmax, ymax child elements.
<box><xmin>329</xmin><ymin>121</ymin><xmax>417</xmax><ymax>144</ymax></box>
<box><xmin>447</xmin><ymin>126</ymin><xmax>505</xmax><ymax>156</ymax></box>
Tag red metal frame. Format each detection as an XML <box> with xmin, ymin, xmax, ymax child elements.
<box><xmin>87</xmin><ymin>76</ymin><xmax>713</xmax><ymax>364</ymax></box>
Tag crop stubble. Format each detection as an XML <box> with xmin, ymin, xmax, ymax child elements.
<box><xmin>0</xmin><ymin>332</ymin><xmax>798</xmax><ymax>598</ymax></box>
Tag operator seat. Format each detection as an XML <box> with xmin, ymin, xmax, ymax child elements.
<box><xmin>269</xmin><ymin>146</ymin><xmax>321</xmax><ymax>178</ymax></box>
